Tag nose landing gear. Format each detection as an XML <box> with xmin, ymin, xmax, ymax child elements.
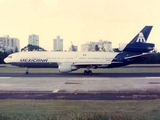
<box><xmin>25</xmin><ymin>68</ymin><xmax>29</xmax><ymax>74</ymax></box>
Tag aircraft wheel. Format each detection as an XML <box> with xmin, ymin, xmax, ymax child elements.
<box><xmin>25</xmin><ymin>68</ymin><xmax>29</xmax><ymax>74</ymax></box>
<box><xmin>88</xmin><ymin>70</ymin><xmax>92</xmax><ymax>75</ymax></box>
<box><xmin>84</xmin><ymin>70</ymin><xmax>88</xmax><ymax>75</ymax></box>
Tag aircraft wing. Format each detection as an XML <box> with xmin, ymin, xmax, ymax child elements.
<box><xmin>73</xmin><ymin>62</ymin><xmax>111</xmax><ymax>66</ymax></box>
<box><xmin>73</xmin><ymin>61</ymin><xmax>123</xmax><ymax>66</ymax></box>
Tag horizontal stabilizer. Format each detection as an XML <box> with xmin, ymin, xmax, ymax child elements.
<box><xmin>124</xmin><ymin>53</ymin><xmax>152</xmax><ymax>59</ymax></box>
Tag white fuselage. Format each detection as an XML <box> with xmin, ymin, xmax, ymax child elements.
<box><xmin>5</xmin><ymin>51</ymin><xmax>118</xmax><ymax>64</ymax></box>
<box><xmin>4</xmin><ymin>51</ymin><xmax>119</xmax><ymax>69</ymax></box>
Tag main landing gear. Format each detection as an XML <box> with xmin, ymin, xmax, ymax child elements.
<box><xmin>84</xmin><ymin>67</ymin><xmax>92</xmax><ymax>75</ymax></box>
<box><xmin>84</xmin><ymin>70</ymin><xmax>92</xmax><ymax>75</ymax></box>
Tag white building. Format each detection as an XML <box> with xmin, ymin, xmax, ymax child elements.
<box><xmin>53</xmin><ymin>36</ymin><xmax>63</xmax><ymax>51</ymax></box>
<box><xmin>81</xmin><ymin>43</ymin><xmax>92</xmax><ymax>51</ymax></box>
<box><xmin>69</xmin><ymin>45</ymin><xmax>78</xmax><ymax>51</ymax></box>
<box><xmin>81</xmin><ymin>40</ymin><xmax>112</xmax><ymax>52</ymax></box>
<box><xmin>0</xmin><ymin>35</ymin><xmax>20</xmax><ymax>52</ymax></box>
<box><xmin>98</xmin><ymin>40</ymin><xmax>112</xmax><ymax>52</ymax></box>
<box><xmin>28</xmin><ymin>34</ymin><xmax>39</xmax><ymax>46</ymax></box>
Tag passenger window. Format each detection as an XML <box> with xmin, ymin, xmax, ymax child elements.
<box><xmin>8</xmin><ymin>56</ymin><xmax>12</xmax><ymax>58</ymax></box>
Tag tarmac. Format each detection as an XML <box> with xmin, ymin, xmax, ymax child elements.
<box><xmin>0</xmin><ymin>75</ymin><xmax>160</xmax><ymax>100</ymax></box>
<box><xmin>1</xmin><ymin>64</ymin><xmax>160</xmax><ymax>100</ymax></box>
<box><xmin>0</xmin><ymin>76</ymin><xmax>160</xmax><ymax>93</ymax></box>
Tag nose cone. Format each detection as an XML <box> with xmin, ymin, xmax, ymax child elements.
<box><xmin>4</xmin><ymin>57</ymin><xmax>8</xmax><ymax>63</ymax></box>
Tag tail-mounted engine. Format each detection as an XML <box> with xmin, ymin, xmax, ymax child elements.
<box><xmin>119</xmin><ymin>42</ymin><xmax>155</xmax><ymax>53</ymax></box>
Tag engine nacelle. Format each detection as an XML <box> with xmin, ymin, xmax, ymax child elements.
<box><xmin>58</xmin><ymin>63</ymin><xmax>78</xmax><ymax>73</ymax></box>
<box><xmin>119</xmin><ymin>43</ymin><xmax>154</xmax><ymax>52</ymax></box>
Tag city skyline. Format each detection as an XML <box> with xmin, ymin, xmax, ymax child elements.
<box><xmin>0</xmin><ymin>0</ymin><xmax>159</xmax><ymax>51</ymax></box>
<box><xmin>0</xmin><ymin>35</ymin><xmax>20</xmax><ymax>51</ymax></box>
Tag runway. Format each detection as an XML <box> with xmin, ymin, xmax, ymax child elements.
<box><xmin>0</xmin><ymin>76</ymin><xmax>160</xmax><ymax>100</ymax></box>
<box><xmin>1</xmin><ymin>64</ymin><xmax>160</xmax><ymax>100</ymax></box>
<box><xmin>1</xmin><ymin>76</ymin><xmax>160</xmax><ymax>92</ymax></box>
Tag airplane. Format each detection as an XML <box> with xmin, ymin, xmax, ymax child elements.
<box><xmin>4</xmin><ymin>26</ymin><xmax>155</xmax><ymax>75</ymax></box>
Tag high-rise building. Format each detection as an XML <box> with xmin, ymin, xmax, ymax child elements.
<box><xmin>53</xmin><ymin>36</ymin><xmax>63</xmax><ymax>51</ymax></box>
<box><xmin>0</xmin><ymin>35</ymin><xmax>20</xmax><ymax>52</ymax></box>
<box><xmin>81</xmin><ymin>43</ymin><xmax>91</xmax><ymax>51</ymax></box>
<box><xmin>81</xmin><ymin>40</ymin><xmax>112</xmax><ymax>52</ymax></box>
<box><xmin>28</xmin><ymin>34</ymin><xmax>39</xmax><ymax>46</ymax></box>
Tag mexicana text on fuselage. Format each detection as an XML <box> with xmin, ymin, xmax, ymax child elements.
<box><xmin>20</xmin><ymin>58</ymin><xmax>48</xmax><ymax>63</ymax></box>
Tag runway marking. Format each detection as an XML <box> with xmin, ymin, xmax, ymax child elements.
<box><xmin>0</xmin><ymin>77</ymin><xmax>11</xmax><ymax>79</ymax></box>
<box><xmin>145</xmin><ymin>77</ymin><xmax>160</xmax><ymax>79</ymax></box>
<box><xmin>65</xmin><ymin>82</ymin><xmax>82</xmax><ymax>84</ymax></box>
<box><xmin>130</xmin><ymin>77</ymin><xmax>160</xmax><ymax>79</ymax></box>
<box><xmin>53</xmin><ymin>89</ymin><xmax>59</xmax><ymax>93</ymax></box>
<box><xmin>0</xmin><ymin>83</ymin><xmax>13</xmax><ymax>87</ymax></box>
<box><xmin>148</xmin><ymin>82</ymin><xmax>160</xmax><ymax>84</ymax></box>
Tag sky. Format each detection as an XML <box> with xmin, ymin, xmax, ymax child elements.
<box><xmin>0</xmin><ymin>0</ymin><xmax>160</xmax><ymax>51</ymax></box>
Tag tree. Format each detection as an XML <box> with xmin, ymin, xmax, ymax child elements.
<box><xmin>101</xmin><ymin>46</ymin><xmax>106</xmax><ymax>52</ymax></box>
<box><xmin>94</xmin><ymin>44</ymin><xmax>99</xmax><ymax>51</ymax></box>
<box><xmin>113</xmin><ymin>48</ymin><xmax>121</xmax><ymax>52</ymax></box>
<box><xmin>71</xmin><ymin>45</ymin><xmax>76</xmax><ymax>51</ymax></box>
<box><xmin>15</xmin><ymin>47</ymin><xmax>19</xmax><ymax>52</ymax></box>
<box><xmin>0</xmin><ymin>51</ymin><xmax>9</xmax><ymax>64</ymax></box>
<box><xmin>70</xmin><ymin>41</ymin><xmax>76</xmax><ymax>51</ymax></box>
<box><xmin>21</xmin><ymin>44</ymin><xmax>46</xmax><ymax>51</ymax></box>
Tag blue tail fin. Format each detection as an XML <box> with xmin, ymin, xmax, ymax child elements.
<box><xmin>129</xmin><ymin>26</ymin><xmax>153</xmax><ymax>44</ymax></box>
<box><xmin>123</xmin><ymin>26</ymin><xmax>154</xmax><ymax>52</ymax></box>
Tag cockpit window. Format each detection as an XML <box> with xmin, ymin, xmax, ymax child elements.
<box><xmin>8</xmin><ymin>56</ymin><xmax>12</xmax><ymax>58</ymax></box>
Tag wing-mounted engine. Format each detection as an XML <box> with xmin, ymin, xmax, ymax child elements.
<box><xmin>58</xmin><ymin>63</ymin><xmax>78</xmax><ymax>73</ymax></box>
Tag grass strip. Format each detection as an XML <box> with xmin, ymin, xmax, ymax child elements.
<box><xmin>0</xmin><ymin>100</ymin><xmax>160</xmax><ymax>120</ymax></box>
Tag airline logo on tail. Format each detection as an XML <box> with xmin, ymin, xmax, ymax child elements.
<box><xmin>136</xmin><ymin>32</ymin><xmax>146</xmax><ymax>43</ymax></box>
